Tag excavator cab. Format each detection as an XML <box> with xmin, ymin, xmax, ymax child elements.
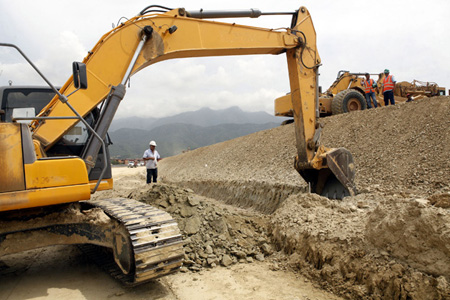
<box><xmin>0</xmin><ymin>59</ymin><xmax>95</xmax><ymax>211</ymax></box>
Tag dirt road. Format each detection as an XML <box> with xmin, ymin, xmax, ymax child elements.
<box><xmin>0</xmin><ymin>245</ymin><xmax>341</xmax><ymax>300</ymax></box>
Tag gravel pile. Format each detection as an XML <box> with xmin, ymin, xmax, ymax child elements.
<box><xmin>160</xmin><ymin>96</ymin><xmax>450</xmax><ymax>198</ymax></box>
<box><xmin>320</xmin><ymin>96</ymin><xmax>450</xmax><ymax>196</ymax></box>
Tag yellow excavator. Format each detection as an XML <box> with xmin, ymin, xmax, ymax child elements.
<box><xmin>0</xmin><ymin>4</ymin><xmax>357</xmax><ymax>285</ymax></box>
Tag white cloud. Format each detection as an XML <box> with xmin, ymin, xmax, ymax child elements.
<box><xmin>38</xmin><ymin>31</ymin><xmax>87</xmax><ymax>84</ymax></box>
<box><xmin>0</xmin><ymin>31</ymin><xmax>87</xmax><ymax>86</ymax></box>
<box><xmin>1</xmin><ymin>0</ymin><xmax>449</xmax><ymax>119</ymax></box>
<box><xmin>117</xmin><ymin>54</ymin><xmax>289</xmax><ymax>118</ymax></box>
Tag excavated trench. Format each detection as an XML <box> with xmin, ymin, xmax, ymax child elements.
<box><xmin>96</xmin><ymin>96</ymin><xmax>450</xmax><ymax>299</ymax></box>
<box><xmin>152</xmin><ymin>177</ymin><xmax>449</xmax><ymax>300</ymax></box>
<box><xmin>154</xmin><ymin>96</ymin><xmax>450</xmax><ymax>299</ymax></box>
<box><xmin>165</xmin><ymin>179</ymin><xmax>305</xmax><ymax>214</ymax></box>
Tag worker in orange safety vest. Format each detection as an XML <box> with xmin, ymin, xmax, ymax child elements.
<box><xmin>362</xmin><ymin>73</ymin><xmax>378</xmax><ymax>108</ymax></box>
<box><xmin>382</xmin><ymin>69</ymin><xmax>396</xmax><ymax>106</ymax></box>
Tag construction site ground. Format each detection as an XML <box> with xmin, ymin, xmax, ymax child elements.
<box><xmin>1</xmin><ymin>96</ymin><xmax>449</xmax><ymax>299</ymax></box>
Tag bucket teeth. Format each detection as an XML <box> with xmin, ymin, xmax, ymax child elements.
<box><xmin>298</xmin><ymin>147</ymin><xmax>357</xmax><ymax>199</ymax></box>
<box><xmin>325</xmin><ymin>148</ymin><xmax>357</xmax><ymax>197</ymax></box>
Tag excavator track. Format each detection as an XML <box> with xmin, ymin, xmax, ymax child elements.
<box><xmin>85</xmin><ymin>198</ymin><xmax>184</xmax><ymax>286</ymax></box>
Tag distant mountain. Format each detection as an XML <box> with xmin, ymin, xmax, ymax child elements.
<box><xmin>109</xmin><ymin>116</ymin><xmax>157</xmax><ymax>132</ymax></box>
<box><xmin>151</xmin><ymin>106</ymin><xmax>281</xmax><ymax>128</ymax></box>
<box><xmin>110</xmin><ymin>106</ymin><xmax>282</xmax><ymax>132</ymax></box>
<box><xmin>109</xmin><ymin>122</ymin><xmax>280</xmax><ymax>159</ymax></box>
<box><xmin>108</xmin><ymin>106</ymin><xmax>287</xmax><ymax>159</ymax></box>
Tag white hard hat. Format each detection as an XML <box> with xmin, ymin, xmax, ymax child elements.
<box><xmin>149</xmin><ymin>140</ymin><xmax>157</xmax><ymax>146</ymax></box>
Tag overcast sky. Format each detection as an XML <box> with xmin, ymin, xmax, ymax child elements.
<box><xmin>1</xmin><ymin>0</ymin><xmax>449</xmax><ymax>119</ymax></box>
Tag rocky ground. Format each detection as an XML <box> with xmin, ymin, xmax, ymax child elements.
<box><xmin>1</xmin><ymin>96</ymin><xmax>448</xmax><ymax>299</ymax></box>
<box><xmin>0</xmin><ymin>167</ymin><xmax>343</xmax><ymax>300</ymax></box>
<box><xmin>155</xmin><ymin>96</ymin><xmax>450</xmax><ymax>299</ymax></box>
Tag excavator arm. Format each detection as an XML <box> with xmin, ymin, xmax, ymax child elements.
<box><xmin>31</xmin><ymin>5</ymin><xmax>356</xmax><ymax>198</ymax></box>
<box><xmin>32</xmin><ymin>8</ymin><xmax>302</xmax><ymax>147</ymax></box>
<box><xmin>0</xmin><ymin>4</ymin><xmax>357</xmax><ymax>286</ymax></box>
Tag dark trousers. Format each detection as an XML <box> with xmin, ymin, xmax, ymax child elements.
<box><xmin>365</xmin><ymin>91</ymin><xmax>378</xmax><ymax>108</ymax></box>
<box><xmin>383</xmin><ymin>90</ymin><xmax>395</xmax><ymax>106</ymax></box>
<box><xmin>146</xmin><ymin>168</ymin><xmax>158</xmax><ymax>183</ymax></box>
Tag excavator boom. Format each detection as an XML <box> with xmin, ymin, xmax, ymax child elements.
<box><xmin>0</xmin><ymin>4</ymin><xmax>357</xmax><ymax>287</ymax></box>
<box><xmin>29</xmin><ymin>6</ymin><xmax>356</xmax><ymax>198</ymax></box>
<box><xmin>32</xmin><ymin>9</ymin><xmax>301</xmax><ymax>148</ymax></box>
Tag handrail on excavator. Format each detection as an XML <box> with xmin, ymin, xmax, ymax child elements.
<box><xmin>0</xmin><ymin>43</ymin><xmax>109</xmax><ymax>194</ymax></box>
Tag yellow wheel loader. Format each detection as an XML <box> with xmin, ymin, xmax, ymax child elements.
<box><xmin>0</xmin><ymin>4</ymin><xmax>357</xmax><ymax>285</ymax></box>
<box><xmin>275</xmin><ymin>70</ymin><xmax>384</xmax><ymax>117</ymax></box>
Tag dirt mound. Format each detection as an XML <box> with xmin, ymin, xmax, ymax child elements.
<box><xmin>106</xmin><ymin>183</ymin><xmax>274</xmax><ymax>272</ymax></box>
<box><xmin>156</xmin><ymin>96</ymin><xmax>449</xmax><ymax>299</ymax></box>
<box><xmin>159</xmin><ymin>96</ymin><xmax>449</xmax><ymax>209</ymax></box>
<box><xmin>366</xmin><ymin>199</ymin><xmax>449</xmax><ymax>278</ymax></box>
<box><xmin>270</xmin><ymin>193</ymin><xmax>450</xmax><ymax>299</ymax></box>
<box><xmin>320</xmin><ymin>96</ymin><xmax>450</xmax><ymax>196</ymax></box>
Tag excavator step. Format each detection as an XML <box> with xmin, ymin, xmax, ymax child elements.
<box><xmin>84</xmin><ymin>198</ymin><xmax>184</xmax><ymax>286</ymax></box>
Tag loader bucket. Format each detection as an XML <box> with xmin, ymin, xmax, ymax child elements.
<box><xmin>298</xmin><ymin>148</ymin><xmax>357</xmax><ymax>199</ymax></box>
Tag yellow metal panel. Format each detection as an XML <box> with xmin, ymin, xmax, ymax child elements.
<box><xmin>0</xmin><ymin>123</ymin><xmax>25</xmax><ymax>192</ymax></box>
<box><xmin>25</xmin><ymin>158</ymin><xmax>89</xmax><ymax>189</ymax></box>
<box><xmin>0</xmin><ymin>184</ymin><xmax>91</xmax><ymax>212</ymax></box>
<box><xmin>275</xmin><ymin>94</ymin><xmax>333</xmax><ymax>117</ymax></box>
<box><xmin>89</xmin><ymin>178</ymin><xmax>113</xmax><ymax>192</ymax></box>
<box><xmin>274</xmin><ymin>94</ymin><xmax>293</xmax><ymax>117</ymax></box>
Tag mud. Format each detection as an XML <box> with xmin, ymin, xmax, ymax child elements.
<box><xmin>98</xmin><ymin>182</ymin><xmax>274</xmax><ymax>271</ymax></box>
<box><xmin>0</xmin><ymin>204</ymin><xmax>113</xmax><ymax>256</ymax></box>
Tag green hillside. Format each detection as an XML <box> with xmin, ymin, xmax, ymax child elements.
<box><xmin>109</xmin><ymin>122</ymin><xmax>279</xmax><ymax>159</ymax></box>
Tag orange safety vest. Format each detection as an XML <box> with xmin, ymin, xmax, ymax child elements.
<box><xmin>364</xmin><ymin>79</ymin><xmax>375</xmax><ymax>93</ymax></box>
<box><xmin>383</xmin><ymin>75</ymin><xmax>395</xmax><ymax>93</ymax></box>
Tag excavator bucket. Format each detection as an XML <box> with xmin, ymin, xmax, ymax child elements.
<box><xmin>321</xmin><ymin>148</ymin><xmax>357</xmax><ymax>198</ymax></box>
<box><xmin>298</xmin><ymin>148</ymin><xmax>357</xmax><ymax>199</ymax></box>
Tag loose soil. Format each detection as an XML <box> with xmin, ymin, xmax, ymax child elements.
<box><xmin>157</xmin><ymin>96</ymin><xmax>450</xmax><ymax>300</ymax></box>
<box><xmin>1</xmin><ymin>96</ymin><xmax>449</xmax><ymax>300</ymax></box>
<box><xmin>0</xmin><ymin>167</ymin><xmax>342</xmax><ymax>300</ymax></box>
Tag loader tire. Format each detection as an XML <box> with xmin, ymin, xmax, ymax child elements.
<box><xmin>331</xmin><ymin>89</ymin><xmax>367</xmax><ymax>115</ymax></box>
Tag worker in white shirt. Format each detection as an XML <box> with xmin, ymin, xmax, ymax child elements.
<box><xmin>143</xmin><ymin>140</ymin><xmax>161</xmax><ymax>183</ymax></box>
